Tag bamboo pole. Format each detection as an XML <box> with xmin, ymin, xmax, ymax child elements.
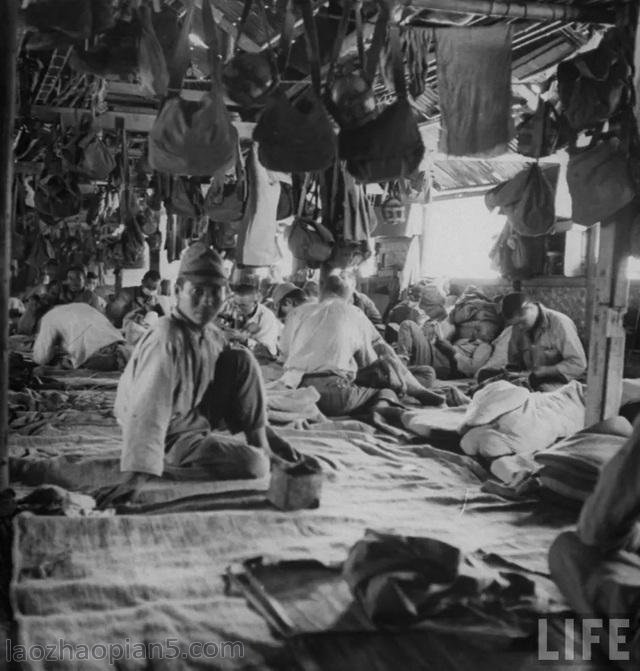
<box><xmin>0</xmin><ymin>0</ymin><xmax>17</xmax><ymax>490</ymax></box>
<box><xmin>399</xmin><ymin>0</ymin><xmax>614</xmax><ymax>24</ymax></box>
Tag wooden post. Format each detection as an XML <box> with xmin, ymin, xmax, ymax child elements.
<box><xmin>0</xmin><ymin>1</ymin><xmax>17</xmax><ymax>490</ymax></box>
<box><xmin>585</xmin><ymin>207</ymin><xmax>633</xmax><ymax>425</ymax></box>
<box><xmin>584</xmin><ymin>224</ymin><xmax>599</xmax><ymax>350</ymax></box>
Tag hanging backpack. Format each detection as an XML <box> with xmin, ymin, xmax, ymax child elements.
<box><xmin>516</xmin><ymin>99</ymin><xmax>561</xmax><ymax>158</ymax></box>
<box><xmin>148</xmin><ymin>0</ymin><xmax>237</xmax><ymax>176</ymax></box>
<box><xmin>339</xmin><ymin>24</ymin><xmax>425</xmax><ymax>183</ymax></box>
<box><xmin>253</xmin><ymin>0</ymin><xmax>336</xmax><ymax>173</ymax></box>
<box><xmin>221</xmin><ymin>0</ymin><xmax>279</xmax><ymax>108</ymax></box>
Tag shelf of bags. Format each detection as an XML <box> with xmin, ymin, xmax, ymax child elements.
<box><xmin>30</xmin><ymin>105</ymin><xmax>256</xmax><ymax>138</ymax></box>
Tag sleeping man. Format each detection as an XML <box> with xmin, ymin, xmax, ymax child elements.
<box><xmin>97</xmin><ymin>243</ymin><xmax>297</xmax><ymax>509</ymax></box>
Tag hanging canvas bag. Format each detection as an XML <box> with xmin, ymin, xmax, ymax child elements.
<box><xmin>253</xmin><ymin>0</ymin><xmax>336</xmax><ymax>173</ymax></box>
<box><xmin>70</xmin><ymin>6</ymin><xmax>167</xmax><ymax>96</ymax></box>
<box><xmin>485</xmin><ymin>164</ymin><xmax>556</xmax><ymax>237</ymax></box>
<box><xmin>34</xmin><ymin>174</ymin><xmax>82</xmax><ymax>221</ymax></box>
<box><xmin>221</xmin><ymin>0</ymin><xmax>279</xmax><ymax>108</ymax></box>
<box><xmin>166</xmin><ymin>176</ymin><xmax>205</xmax><ymax>219</ymax></box>
<box><xmin>148</xmin><ymin>0</ymin><xmax>237</xmax><ymax>176</ymax></box>
<box><xmin>516</xmin><ymin>99</ymin><xmax>561</xmax><ymax>159</ymax></box>
<box><xmin>566</xmin><ymin>131</ymin><xmax>636</xmax><ymax>225</ymax></box>
<box><xmin>557</xmin><ymin>29</ymin><xmax>631</xmax><ymax>131</ymax></box>
<box><xmin>326</xmin><ymin>0</ymin><xmax>384</xmax><ymax>130</ymax></box>
<box><xmin>204</xmin><ymin>136</ymin><xmax>246</xmax><ymax>223</ymax></box>
<box><xmin>288</xmin><ymin>175</ymin><xmax>334</xmax><ymax>267</ymax></box>
<box><xmin>65</xmin><ymin>117</ymin><xmax>116</xmax><ymax>180</ymax></box>
<box><xmin>339</xmin><ymin>24</ymin><xmax>425</xmax><ymax>183</ymax></box>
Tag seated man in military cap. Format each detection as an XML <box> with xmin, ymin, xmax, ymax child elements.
<box><xmin>98</xmin><ymin>242</ymin><xmax>296</xmax><ymax>508</ymax></box>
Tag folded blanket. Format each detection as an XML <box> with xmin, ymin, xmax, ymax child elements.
<box><xmin>534</xmin><ymin>416</ymin><xmax>632</xmax><ymax>502</ymax></box>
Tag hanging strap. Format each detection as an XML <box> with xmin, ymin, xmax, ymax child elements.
<box><xmin>326</xmin><ymin>0</ymin><xmax>353</xmax><ymax>91</ymax></box>
<box><xmin>201</xmin><ymin>0</ymin><xmax>222</xmax><ymax>87</ymax></box>
<box><xmin>233</xmin><ymin>0</ymin><xmax>254</xmax><ymax>54</ymax></box>
<box><xmin>167</xmin><ymin>0</ymin><xmax>195</xmax><ymax>93</ymax></box>
<box><xmin>364</xmin><ymin>1</ymin><xmax>390</xmax><ymax>85</ymax></box>
<box><xmin>300</xmin><ymin>0</ymin><xmax>322</xmax><ymax>96</ymax></box>
<box><xmin>388</xmin><ymin>22</ymin><xmax>406</xmax><ymax>100</ymax></box>
<box><xmin>297</xmin><ymin>173</ymin><xmax>312</xmax><ymax>219</ymax></box>
<box><xmin>277</xmin><ymin>0</ymin><xmax>295</xmax><ymax>73</ymax></box>
<box><xmin>355</xmin><ymin>0</ymin><xmax>366</xmax><ymax>70</ymax></box>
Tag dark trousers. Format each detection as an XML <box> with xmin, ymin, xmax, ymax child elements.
<box><xmin>164</xmin><ymin>347</ymin><xmax>269</xmax><ymax>480</ymax></box>
<box><xmin>301</xmin><ymin>372</ymin><xmax>399</xmax><ymax>417</ymax></box>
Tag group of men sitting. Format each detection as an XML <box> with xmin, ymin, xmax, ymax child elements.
<box><xmin>12</xmin><ymin>260</ymin><xmax>170</xmax><ymax>371</ymax></box>
<box><xmin>15</xmin><ymin>244</ymin><xmax>640</xmax><ymax>664</ymax></box>
<box><xmin>15</xmin><ymin>243</ymin><xmax>590</xmax><ymax>499</ymax></box>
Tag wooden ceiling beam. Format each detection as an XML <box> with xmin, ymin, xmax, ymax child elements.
<box><xmin>399</xmin><ymin>0</ymin><xmax>615</xmax><ymax>25</ymax></box>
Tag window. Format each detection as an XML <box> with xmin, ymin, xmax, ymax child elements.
<box><xmin>421</xmin><ymin>196</ymin><xmax>505</xmax><ymax>279</ymax></box>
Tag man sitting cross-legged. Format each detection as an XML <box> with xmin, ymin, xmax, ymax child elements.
<box><xmin>278</xmin><ymin>274</ymin><xmax>445</xmax><ymax>417</ymax></box>
<box><xmin>98</xmin><ymin>243</ymin><xmax>297</xmax><ymax>509</ymax></box>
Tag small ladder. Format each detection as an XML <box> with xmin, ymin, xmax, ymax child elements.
<box><xmin>33</xmin><ymin>47</ymin><xmax>73</xmax><ymax>106</ymax></box>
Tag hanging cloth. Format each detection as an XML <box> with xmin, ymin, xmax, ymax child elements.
<box><xmin>435</xmin><ymin>25</ymin><xmax>513</xmax><ymax>157</ymax></box>
<box><xmin>236</xmin><ymin>144</ymin><xmax>281</xmax><ymax>266</ymax></box>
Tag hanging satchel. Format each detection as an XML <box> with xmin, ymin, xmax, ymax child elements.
<box><xmin>557</xmin><ymin>28</ymin><xmax>631</xmax><ymax>131</ymax></box>
<box><xmin>253</xmin><ymin>0</ymin><xmax>337</xmax><ymax>173</ymax></box>
<box><xmin>326</xmin><ymin>0</ymin><xmax>383</xmax><ymax>130</ymax></box>
<box><xmin>516</xmin><ymin>99</ymin><xmax>561</xmax><ymax>159</ymax></box>
<box><xmin>566</xmin><ymin>130</ymin><xmax>636</xmax><ymax>226</ymax></box>
<box><xmin>166</xmin><ymin>176</ymin><xmax>205</xmax><ymax>219</ymax></box>
<box><xmin>339</xmin><ymin>24</ymin><xmax>425</xmax><ymax>183</ymax></box>
<box><xmin>66</xmin><ymin>118</ymin><xmax>116</xmax><ymax>180</ymax></box>
<box><xmin>70</xmin><ymin>6</ymin><xmax>167</xmax><ymax>92</ymax></box>
<box><xmin>485</xmin><ymin>163</ymin><xmax>556</xmax><ymax>237</ymax></box>
<box><xmin>221</xmin><ymin>0</ymin><xmax>279</xmax><ymax>108</ymax></box>
<box><xmin>288</xmin><ymin>175</ymin><xmax>334</xmax><ymax>267</ymax></box>
<box><xmin>148</xmin><ymin>0</ymin><xmax>237</xmax><ymax>176</ymax></box>
<box><xmin>203</xmin><ymin>137</ymin><xmax>246</xmax><ymax>223</ymax></box>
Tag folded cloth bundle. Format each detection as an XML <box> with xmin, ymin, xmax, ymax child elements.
<box><xmin>534</xmin><ymin>416</ymin><xmax>632</xmax><ymax>502</ymax></box>
<box><xmin>343</xmin><ymin>529</ymin><xmax>538</xmax><ymax>632</ymax></box>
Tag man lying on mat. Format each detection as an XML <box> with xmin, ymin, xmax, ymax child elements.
<box><xmin>97</xmin><ymin>243</ymin><xmax>298</xmax><ymax>509</ymax></box>
<box><xmin>278</xmin><ymin>274</ymin><xmax>445</xmax><ymax>417</ymax></box>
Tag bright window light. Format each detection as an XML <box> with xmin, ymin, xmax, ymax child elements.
<box><xmin>422</xmin><ymin>195</ymin><xmax>505</xmax><ymax>280</ymax></box>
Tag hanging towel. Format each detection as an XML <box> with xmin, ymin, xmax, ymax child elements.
<box><xmin>436</xmin><ymin>25</ymin><xmax>513</xmax><ymax>157</ymax></box>
<box><xmin>237</xmin><ymin>144</ymin><xmax>281</xmax><ymax>267</ymax></box>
